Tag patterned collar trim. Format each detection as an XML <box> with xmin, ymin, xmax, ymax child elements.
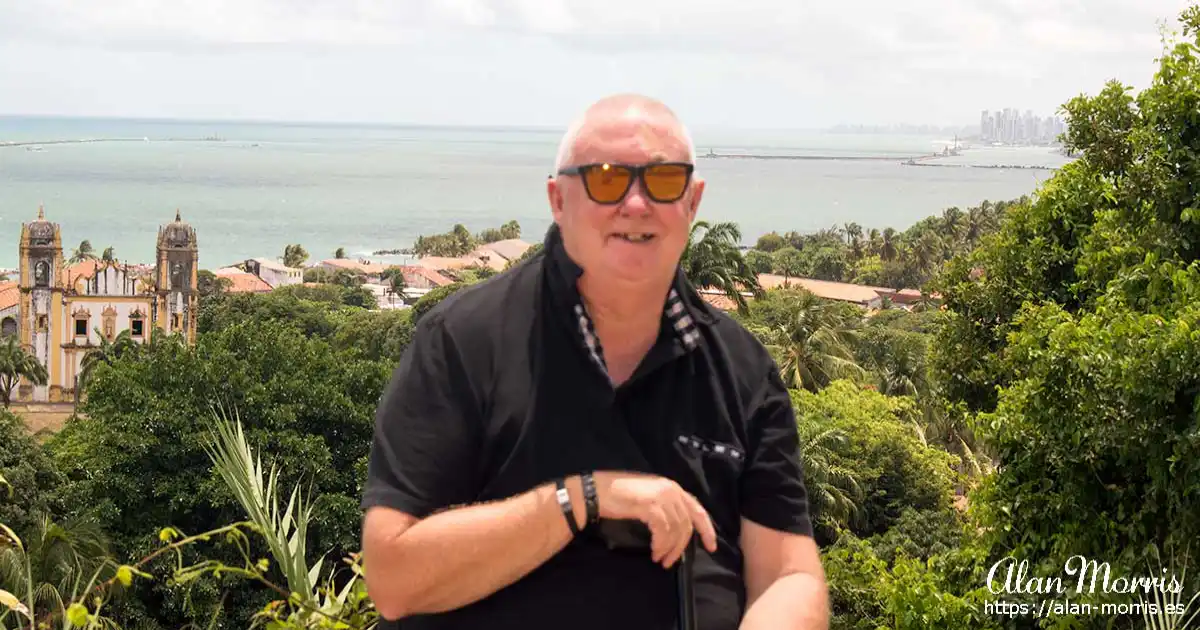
<box><xmin>542</xmin><ymin>225</ymin><xmax>701</xmax><ymax>380</ymax></box>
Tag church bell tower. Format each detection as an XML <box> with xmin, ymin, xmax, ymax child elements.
<box><xmin>18</xmin><ymin>206</ymin><xmax>66</xmax><ymax>402</ymax></box>
<box><xmin>155</xmin><ymin>210</ymin><xmax>199</xmax><ymax>344</ymax></box>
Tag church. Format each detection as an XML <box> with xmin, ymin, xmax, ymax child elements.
<box><xmin>0</xmin><ymin>206</ymin><xmax>199</xmax><ymax>403</ymax></box>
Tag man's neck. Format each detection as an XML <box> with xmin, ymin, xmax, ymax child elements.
<box><xmin>577</xmin><ymin>276</ymin><xmax>671</xmax><ymax>380</ymax></box>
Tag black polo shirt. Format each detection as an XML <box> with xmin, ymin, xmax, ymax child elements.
<box><xmin>361</xmin><ymin>225</ymin><xmax>813</xmax><ymax>630</ymax></box>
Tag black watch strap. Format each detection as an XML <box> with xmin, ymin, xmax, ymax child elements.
<box><xmin>555</xmin><ymin>478</ymin><xmax>582</xmax><ymax>536</ymax></box>
<box><xmin>581</xmin><ymin>472</ymin><xmax>599</xmax><ymax>526</ymax></box>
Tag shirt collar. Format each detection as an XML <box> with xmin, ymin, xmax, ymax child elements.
<box><xmin>540</xmin><ymin>224</ymin><xmax>705</xmax><ymax>376</ymax></box>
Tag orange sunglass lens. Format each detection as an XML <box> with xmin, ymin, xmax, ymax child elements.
<box><xmin>583</xmin><ymin>164</ymin><xmax>633</xmax><ymax>202</ymax></box>
<box><xmin>643</xmin><ymin>164</ymin><xmax>689</xmax><ymax>200</ymax></box>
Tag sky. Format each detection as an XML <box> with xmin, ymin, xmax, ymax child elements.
<box><xmin>0</xmin><ymin>0</ymin><xmax>1194</xmax><ymax>129</ymax></box>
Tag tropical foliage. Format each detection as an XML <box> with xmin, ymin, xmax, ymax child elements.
<box><xmin>0</xmin><ymin>340</ymin><xmax>46</xmax><ymax>409</ymax></box>
<box><xmin>7</xmin><ymin>5</ymin><xmax>1200</xmax><ymax>629</ymax></box>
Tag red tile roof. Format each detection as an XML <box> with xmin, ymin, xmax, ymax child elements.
<box><xmin>0</xmin><ymin>281</ymin><xmax>18</xmax><ymax>311</ymax></box>
<box><xmin>757</xmin><ymin>274</ymin><xmax>883</xmax><ymax>304</ymax></box>
<box><xmin>215</xmin><ymin>269</ymin><xmax>272</xmax><ymax>293</ymax></box>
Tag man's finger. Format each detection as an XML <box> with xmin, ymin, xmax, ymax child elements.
<box><xmin>686</xmin><ymin>494</ymin><xmax>719</xmax><ymax>553</ymax></box>
<box><xmin>646</xmin><ymin>504</ymin><xmax>671</xmax><ymax>563</ymax></box>
<box><xmin>662</xmin><ymin>499</ymin><xmax>692</xmax><ymax>568</ymax></box>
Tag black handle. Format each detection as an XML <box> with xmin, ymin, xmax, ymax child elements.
<box><xmin>676</xmin><ymin>536</ymin><xmax>696</xmax><ymax>630</ymax></box>
<box><xmin>594</xmin><ymin>520</ymin><xmax>696</xmax><ymax>630</ymax></box>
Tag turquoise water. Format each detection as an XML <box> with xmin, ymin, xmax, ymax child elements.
<box><xmin>0</xmin><ymin>116</ymin><xmax>1069</xmax><ymax>271</ymax></box>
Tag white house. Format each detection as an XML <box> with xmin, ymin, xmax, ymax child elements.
<box><xmin>245</xmin><ymin>258</ymin><xmax>303</xmax><ymax>289</ymax></box>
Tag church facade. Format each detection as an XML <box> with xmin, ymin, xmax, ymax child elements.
<box><xmin>3</xmin><ymin>207</ymin><xmax>199</xmax><ymax>403</ymax></box>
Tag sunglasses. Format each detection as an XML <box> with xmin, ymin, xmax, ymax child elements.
<box><xmin>556</xmin><ymin>162</ymin><xmax>695</xmax><ymax>205</ymax></box>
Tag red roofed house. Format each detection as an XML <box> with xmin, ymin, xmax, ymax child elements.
<box><xmin>214</xmin><ymin>268</ymin><xmax>273</xmax><ymax>293</ymax></box>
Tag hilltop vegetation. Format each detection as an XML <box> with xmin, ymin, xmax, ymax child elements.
<box><xmin>6</xmin><ymin>5</ymin><xmax>1200</xmax><ymax>628</ymax></box>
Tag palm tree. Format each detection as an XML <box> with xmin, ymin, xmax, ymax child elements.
<box><xmin>964</xmin><ymin>203</ymin><xmax>1000</xmax><ymax>247</ymax></box>
<box><xmin>282</xmin><ymin>244</ymin><xmax>309</xmax><ymax>268</ymax></box>
<box><xmin>75</xmin><ymin>329</ymin><xmax>138</xmax><ymax>404</ymax></box>
<box><xmin>100</xmin><ymin>247</ymin><xmax>116</xmax><ymax>263</ymax></box>
<box><xmin>842</xmin><ymin>222</ymin><xmax>864</xmax><ymax>262</ymax></box>
<box><xmin>334</xmin><ymin>247</ymin><xmax>346</xmax><ymax>260</ymax></box>
<box><xmin>67</xmin><ymin>241</ymin><xmax>96</xmax><ymax>265</ymax></box>
<box><xmin>681</xmin><ymin>221</ymin><xmax>762</xmax><ymax>312</ymax></box>
<box><xmin>941</xmin><ymin>207</ymin><xmax>965</xmax><ymax>245</ymax></box>
<box><xmin>858</xmin><ymin>329</ymin><xmax>929</xmax><ymax>399</ymax></box>
<box><xmin>912</xmin><ymin>403</ymin><xmax>994</xmax><ymax>492</ymax></box>
<box><xmin>880</xmin><ymin>228</ymin><xmax>898</xmax><ymax>262</ymax></box>
<box><xmin>0</xmin><ymin>338</ymin><xmax>47</xmax><ymax>408</ymax></box>
<box><xmin>796</xmin><ymin>422</ymin><xmax>862</xmax><ymax>531</ymax></box>
<box><xmin>760</xmin><ymin>291</ymin><xmax>868</xmax><ymax>392</ymax></box>
<box><xmin>866</xmin><ymin>228</ymin><xmax>882</xmax><ymax>258</ymax></box>
<box><xmin>380</xmin><ymin>267</ymin><xmax>407</xmax><ymax>307</ymax></box>
<box><xmin>0</xmin><ymin>513</ymin><xmax>116</xmax><ymax>630</ymax></box>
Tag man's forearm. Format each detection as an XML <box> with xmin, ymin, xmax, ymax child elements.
<box><xmin>739</xmin><ymin>572</ymin><xmax>830</xmax><ymax>630</ymax></box>
<box><xmin>368</xmin><ymin>477</ymin><xmax>584</xmax><ymax>619</ymax></box>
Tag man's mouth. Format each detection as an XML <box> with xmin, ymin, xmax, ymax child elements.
<box><xmin>611</xmin><ymin>233</ymin><xmax>656</xmax><ymax>243</ymax></box>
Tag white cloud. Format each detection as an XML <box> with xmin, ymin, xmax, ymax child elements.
<box><xmin>0</xmin><ymin>0</ymin><xmax>1194</xmax><ymax>126</ymax></box>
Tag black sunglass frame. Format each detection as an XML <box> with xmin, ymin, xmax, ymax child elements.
<box><xmin>556</xmin><ymin>162</ymin><xmax>695</xmax><ymax>205</ymax></box>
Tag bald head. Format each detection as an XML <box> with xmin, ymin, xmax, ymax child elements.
<box><xmin>554</xmin><ymin>94</ymin><xmax>696</xmax><ymax>171</ymax></box>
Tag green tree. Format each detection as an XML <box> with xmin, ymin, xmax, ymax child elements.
<box><xmin>0</xmin><ymin>410</ymin><xmax>66</xmax><ymax>539</ymax></box>
<box><xmin>745</xmin><ymin>289</ymin><xmax>867</xmax><ymax>392</ymax></box>
<box><xmin>0</xmin><ymin>338</ymin><xmax>47</xmax><ymax>408</ymax></box>
<box><xmin>932</xmin><ymin>5</ymin><xmax>1200</xmax><ymax>617</ymax></box>
<box><xmin>504</xmin><ymin>243</ymin><xmax>543</xmax><ymax>270</ymax></box>
<box><xmin>282</xmin><ymin>244</ymin><xmax>309</xmax><ymax>268</ymax></box>
<box><xmin>681</xmin><ymin>221</ymin><xmax>761</xmax><ymax>312</ymax></box>
<box><xmin>75</xmin><ymin>328</ymin><xmax>139</xmax><ymax>403</ymax></box>
<box><xmin>772</xmin><ymin>247</ymin><xmax>806</xmax><ymax>281</ymax></box>
<box><xmin>0</xmin><ymin>513</ymin><xmax>116</xmax><ymax>629</ymax></box>
<box><xmin>68</xmin><ymin>241</ymin><xmax>96</xmax><ymax>265</ymax></box>
<box><xmin>48</xmin><ymin>321</ymin><xmax>391</xmax><ymax>628</ymax></box>
<box><xmin>334</xmin><ymin>247</ymin><xmax>346</xmax><ymax>259</ymax></box>
<box><xmin>196</xmin><ymin>269</ymin><xmax>231</xmax><ymax>303</ymax></box>
<box><xmin>791</xmin><ymin>381</ymin><xmax>958</xmax><ymax>541</ymax></box>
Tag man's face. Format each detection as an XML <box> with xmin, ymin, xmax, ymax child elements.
<box><xmin>548</xmin><ymin>111</ymin><xmax>704</xmax><ymax>288</ymax></box>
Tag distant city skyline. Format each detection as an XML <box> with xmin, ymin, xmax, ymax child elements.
<box><xmin>978</xmin><ymin>108</ymin><xmax>1066</xmax><ymax>145</ymax></box>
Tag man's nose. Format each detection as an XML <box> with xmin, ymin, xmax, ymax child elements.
<box><xmin>619</xmin><ymin>179</ymin><xmax>653</xmax><ymax>216</ymax></box>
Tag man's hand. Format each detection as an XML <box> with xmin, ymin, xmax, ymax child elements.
<box><xmin>591</xmin><ymin>471</ymin><xmax>719</xmax><ymax>568</ymax></box>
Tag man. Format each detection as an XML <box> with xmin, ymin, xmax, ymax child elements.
<box><xmin>360</xmin><ymin>93</ymin><xmax>829</xmax><ymax>630</ymax></box>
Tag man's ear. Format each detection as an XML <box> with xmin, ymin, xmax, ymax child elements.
<box><xmin>547</xmin><ymin>178</ymin><xmax>564</xmax><ymax>222</ymax></box>
<box><xmin>687</xmin><ymin>178</ymin><xmax>705</xmax><ymax>221</ymax></box>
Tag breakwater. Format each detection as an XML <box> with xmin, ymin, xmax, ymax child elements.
<box><xmin>901</xmin><ymin>161</ymin><xmax>1058</xmax><ymax>171</ymax></box>
<box><xmin>700</xmin><ymin>150</ymin><xmax>941</xmax><ymax>162</ymax></box>
<box><xmin>0</xmin><ymin>137</ymin><xmax>222</xmax><ymax>148</ymax></box>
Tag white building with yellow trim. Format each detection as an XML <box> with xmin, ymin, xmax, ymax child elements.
<box><xmin>3</xmin><ymin>207</ymin><xmax>199</xmax><ymax>403</ymax></box>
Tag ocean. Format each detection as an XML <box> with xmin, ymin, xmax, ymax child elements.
<box><xmin>0</xmin><ymin>116</ymin><xmax>1070</xmax><ymax>271</ymax></box>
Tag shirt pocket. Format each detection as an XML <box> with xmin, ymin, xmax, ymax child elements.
<box><xmin>676</xmin><ymin>434</ymin><xmax>746</xmax><ymax>466</ymax></box>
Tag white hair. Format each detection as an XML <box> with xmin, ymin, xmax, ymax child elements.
<box><xmin>553</xmin><ymin>104</ymin><xmax>697</xmax><ymax>172</ymax></box>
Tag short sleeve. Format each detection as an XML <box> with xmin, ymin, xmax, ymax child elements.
<box><xmin>739</xmin><ymin>362</ymin><xmax>814</xmax><ymax>537</ymax></box>
<box><xmin>360</xmin><ymin>314</ymin><xmax>482</xmax><ymax>519</ymax></box>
